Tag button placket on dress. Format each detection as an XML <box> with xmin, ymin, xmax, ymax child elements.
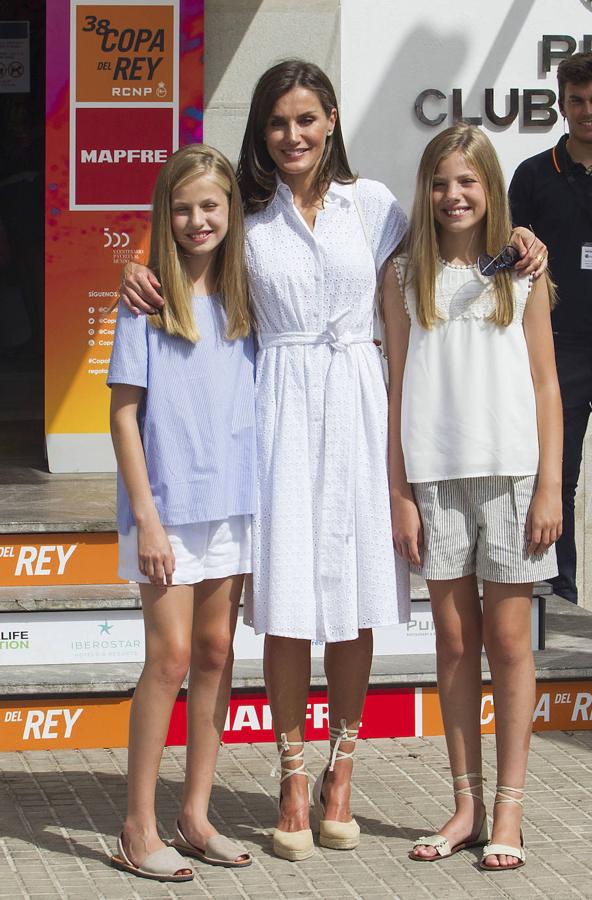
<box><xmin>283</xmin><ymin>192</ymin><xmax>362</xmax><ymax>634</ymax></box>
<box><xmin>279</xmin><ymin>184</ymin><xmax>326</xmax><ymax>331</ymax></box>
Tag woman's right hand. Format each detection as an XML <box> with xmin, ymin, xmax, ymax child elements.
<box><xmin>120</xmin><ymin>262</ymin><xmax>164</xmax><ymax>315</ymax></box>
<box><xmin>137</xmin><ymin>517</ymin><xmax>176</xmax><ymax>586</ymax></box>
<box><xmin>391</xmin><ymin>495</ymin><xmax>423</xmax><ymax>565</ymax></box>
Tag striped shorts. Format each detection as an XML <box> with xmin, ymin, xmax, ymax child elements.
<box><xmin>411</xmin><ymin>475</ymin><xmax>558</xmax><ymax>583</ymax></box>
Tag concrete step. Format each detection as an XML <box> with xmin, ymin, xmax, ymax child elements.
<box><xmin>0</xmin><ymin>583</ymin><xmax>140</xmax><ymax>613</ymax></box>
<box><xmin>0</xmin><ymin>577</ymin><xmax>552</xmax><ymax>613</ymax></box>
<box><xmin>0</xmin><ymin>465</ymin><xmax>116</xmax><ymax>533</ymax></box>
<box><xmin>0</xmin><ymin>578</ymin><xmax>431</xmax><ymax>615</ymax></box>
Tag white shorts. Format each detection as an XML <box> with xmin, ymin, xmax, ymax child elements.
<box><xmin>412</xmin><ymin>475</ymin><xmax>558</xmax><ymax>583</ymax></box>
<box><xmin>118</xmin><ymin>515</ymin><xmax>252</xmax><ymax>585</ymax></box>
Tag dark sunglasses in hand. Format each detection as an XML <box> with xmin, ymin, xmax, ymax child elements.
<box><xmin>477</xmin><ymin>245</ymin><xmax>521</xmax><ymax>277</ymax></box>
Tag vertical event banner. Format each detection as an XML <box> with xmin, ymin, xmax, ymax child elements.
<box><xmin>45</xmin><ymin>0</ymin><xmax>203</xmax><ymax>472</ymax></box>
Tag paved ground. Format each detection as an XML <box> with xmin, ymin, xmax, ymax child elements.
<box><xmin>1</xmin><ymin>731</ymin><xmax>591</xmax><ymax>900</ymax></box>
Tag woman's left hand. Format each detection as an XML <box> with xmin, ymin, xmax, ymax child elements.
<box><xmin>510</xmin><ymin>227</ymin><xmax>548</xmax><ymax>279</ymax></box>
<box><xmin>526</xmin><ymin>487</ymin><xmax>562</xmax><ymax>556</ymax></box>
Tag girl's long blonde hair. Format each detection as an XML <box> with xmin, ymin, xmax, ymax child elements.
<box><xmin>149</xmin><ymin>144</ymin><xmax>251</xmax><ymax>342</ymax></box>
<box><xmin>403</xmin><ymin>124</ymin><xmax>516</xmax><ymax>329</ymax></box>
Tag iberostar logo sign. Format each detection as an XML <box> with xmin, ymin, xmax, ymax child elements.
<box><xmin>0</xmin><ymin>612</ymin><xmax>144</xmax><ymax>667</ymax></box>
<box><xmin>69</xmin><ymin>619</ymin><xmax>142</xmax><ymax>659</ymax></box>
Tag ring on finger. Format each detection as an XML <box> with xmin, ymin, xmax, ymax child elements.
<box><xmin>535</xmin><ymin>253</ymin><xmax>545</xmax><ymax>263</ymax></box>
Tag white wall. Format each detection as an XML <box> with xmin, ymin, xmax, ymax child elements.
<box><xmin>204</xmin><ymin>0</ymin><xmax>340</xmax><ymax>164</ymax></box>
<box><xmin>340</xmin><ymin>0</ymin><xmax>592</xmax><ymax>212</ymax></box>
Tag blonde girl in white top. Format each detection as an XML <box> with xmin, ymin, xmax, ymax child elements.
<box><xmin>383</xmin><ymin>124</ymin><xmax>562</xmax><ymax>872</ymax></box>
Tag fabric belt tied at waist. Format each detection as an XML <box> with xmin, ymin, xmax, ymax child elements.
<box><xmin>258</xmin><ymin>329</ymin><xmax>372</xmax><ymax>352</ymax></box>
<box><xmin>258</xmin><ymin>310</ymin><xmax>375</xmax><ymax>628</ymax></box>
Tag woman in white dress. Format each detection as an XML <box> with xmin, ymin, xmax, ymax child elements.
<box><xmin>236</xmin><ymin>61</ymin><xmax>410</xmax><ymax>859</ymax></box>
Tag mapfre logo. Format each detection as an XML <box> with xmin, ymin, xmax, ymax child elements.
<box><xmin>224</xmin><ymin>700</ymin><xmax>329</xmax><ymax>734</ymax></box>
<box><xmin>74</xmin><ymin>107</ymin><xmax>173</xmax><ymax>207</ymax></box>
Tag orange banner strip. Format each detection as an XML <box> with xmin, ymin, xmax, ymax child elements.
<box><xmin>0</xmin><ymin>697</ymin><xmax>130</xmax><ymax>751</ymax></box>
<box><xmin>421</xmin><ymin>681</ymin><xmax>592</xmax><ymax>736</ymax></box>
<box><xmin>0</xmin><ymin>533</ymin><xmax>122</xmax><ymax>585</ymax></box>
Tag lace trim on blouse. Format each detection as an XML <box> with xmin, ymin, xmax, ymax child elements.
<box><xmin>391</xmin><ymin>257</ymin><xmax>410</xmax><ymax>319</ymax></box>
<box><xmin>394</xmin><ymin>255</ymin><xmax>533</xmax><ymax>324</ymax></box>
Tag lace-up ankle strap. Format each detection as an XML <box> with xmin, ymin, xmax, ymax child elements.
<box><xmin>271</xmin><ymin>734</ymin><xmax>308</xmax><ymax>784</ymax></box>
<box><xmin>494</xmin><ymin>785</ymin><xmax>525</xmax><ymax>807</ymax></box>
<box><xmin>452</xmin><ymin>772</ymin><xmax>486</xmax><ymax>801</ymax></box>
<box><xmin>328</xmin><ymin>719</ymin><xmax>359</xmax><ymax>772</ymax></box>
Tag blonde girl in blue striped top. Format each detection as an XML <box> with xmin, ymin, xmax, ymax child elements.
<box><xmin>107</xmin><ymin>145</ymin><xmax>255</xmax><ymax>882</ymax></box>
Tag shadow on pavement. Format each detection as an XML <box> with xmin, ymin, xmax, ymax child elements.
<box><xmin>0</xmin><ymin>768</ymin><xmax>427</xmax><ymax>866</ymax></box>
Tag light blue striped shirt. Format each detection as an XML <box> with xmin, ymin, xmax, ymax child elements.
<box><xmin>107</xmin><ymin>296</ymin><xmax>256</xmax><ymax>534</ymax></box>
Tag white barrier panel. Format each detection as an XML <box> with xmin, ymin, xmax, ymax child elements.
<box><xmin>0</xmin><ymin>599</ymin><xmax>541</xmax><ymax>666</ymax></box>
<box><xmin>242</xmin><ymin>598</ymin><xmax>540</xmax><ymax>659</ymax></box>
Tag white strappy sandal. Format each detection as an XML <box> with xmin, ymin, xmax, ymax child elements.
<box><xmin>409</xmin><ymin>772</ymin><xmax>489</xmax><ymax>862</ymax></box>
<box><xmin>312</xmin><ymin>719</ymin><xmax>361</xmax><ymax>851</ymax></box>
<box><xmin>272</xmin><ymin>734</ymin><xmax>314</xmax><ymax>861</ymax></box>
<box><xmin>480</xmin><ymin>786</ymin><xmax>526</xmax><ymax>871</ymax></box>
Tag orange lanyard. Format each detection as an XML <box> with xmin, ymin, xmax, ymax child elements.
<box><xmin>551</xmin><ymin>142</ymin><xmax>592</xmax><ymax>229</ymax></box>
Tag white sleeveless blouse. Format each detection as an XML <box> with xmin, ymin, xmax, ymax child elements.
<box><xmin>394</xmin><ymin>256</ymin><xmax>539</xmax><ymax>483</ymax></box>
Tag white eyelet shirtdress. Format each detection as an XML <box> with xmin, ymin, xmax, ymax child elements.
<box><xmin>243</xmin><ymin>178</ymin><xmax>411</xmax><ymax>642</ymax></box>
